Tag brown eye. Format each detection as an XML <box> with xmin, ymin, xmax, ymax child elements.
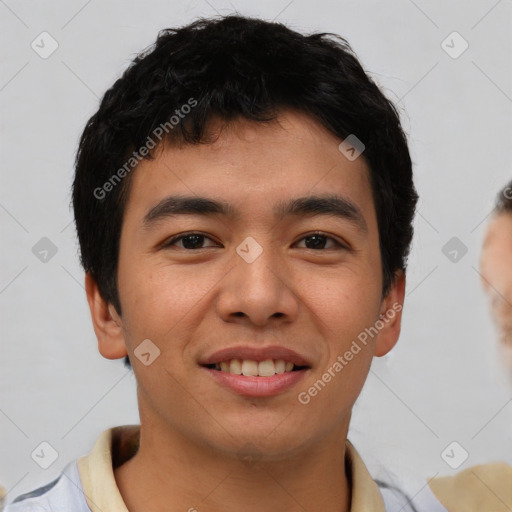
<box><xmin>295</xmin><ymin>233</ymin><xmax>345</xmax><ymax>250</ymax></box>
<box><xmin>162</xmin><ymin>232</ymin><xmax>219</xmax><ymax>250</ymax></box>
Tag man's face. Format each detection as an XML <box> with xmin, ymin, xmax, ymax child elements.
<box><xmin>108</xmin><ymin>110</ymin><xmax>403</xmax><ymax>459</ymax></box>
<box><xmin>481</xmin><ymin>212</ymin><xmax>512</xmax><ymax>373</ymax></box>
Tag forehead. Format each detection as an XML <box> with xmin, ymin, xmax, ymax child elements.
<box><xmin>481</xmin><ymin>213</ymin><xmax>512</xmax><ymax>294</ymax></box>
<box><xmin>483</xmin><ymin>214</ymin><xmax>512</xmax><ymax>264</ymax></box>
<box><xmin>483</xmin><ymin>213</ymin><xmax>512</xmax><ymax>254</ymax></box>
<box><xmin>122</xmin><ymin>110</ymin><xmax>375</xmax><ymax>227</ymax></box>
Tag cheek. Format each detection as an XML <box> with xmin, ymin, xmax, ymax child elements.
<box><xmin>304</xmin><ymin>260</ymin><xmax>380</xmax><ymax>311</ymax></box>
<box><xmin>492</xmin><ymin>299</ymin><xmax>512</xmax><ymax>331</ymax></box>
<box><xmin>293</xmin><ymin>264</ymin><xmax>382</xmax><ymax>348</ymax></box>
<box><xmin>117</xmin><ymin>262</ymin><xmax>221</xmax><ymax>348</ymax></box>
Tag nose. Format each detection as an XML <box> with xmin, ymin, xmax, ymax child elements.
<box><xmin>215</xmin><ymin>241</ymin><xmax>299</xmax><ymax>327</ymax></box>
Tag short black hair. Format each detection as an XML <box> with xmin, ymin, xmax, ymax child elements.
<box><xmin>72</xmin><ymin>14</ymin><xmax>418</xmax><ymax>369</ymax></box>
<box><xmin>495</xmin><ymin>179</ymin><xmax>512</xmax><ymax>213</ymax></box>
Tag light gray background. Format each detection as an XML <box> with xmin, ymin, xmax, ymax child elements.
<box><xmin>1</xmin><ymin>0</ymin><xmax>511</xmax><ymax>504</ymax></box>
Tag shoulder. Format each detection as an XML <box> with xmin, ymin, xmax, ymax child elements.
<box><xmin>428</xmin><ymin>462</ymin><xmax>512</xmax><ymax>512</ymax></box>
<box><xmin>4</xmin><ymin>460</ymin><xmax>90</xmax><ymax>512</ymax></box>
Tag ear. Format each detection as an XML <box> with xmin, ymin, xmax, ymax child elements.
<box><xmin>84</xmin><ymin>273</ymin><xmax>128</xmax><ymax>360</ymax></box>
<box><xmin>374</xmin><ymin>270</ymin><xmax>406</xmax><ymax>357</ymax></box>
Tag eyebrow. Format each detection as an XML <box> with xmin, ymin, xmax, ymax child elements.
<box><xmin>142</xmin><ymin>194</ymin><xmax>367</xmax><ymax>233</ymax></box>
<box><xmin>275</xmin><ymin>195</ymin><xmax>367</xmax><ymax>233</ymax></box>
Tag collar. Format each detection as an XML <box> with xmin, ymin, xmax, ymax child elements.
<box><xmin>77</xmin><ymin>425</ymin><xmax>386</xmax><ymax>512</ymax></box>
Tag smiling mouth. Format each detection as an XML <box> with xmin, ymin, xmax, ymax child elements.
<box><xmin>203</xmin><ymin>359</ymin><xmax>309</xmax><ymax>377</ymax></box>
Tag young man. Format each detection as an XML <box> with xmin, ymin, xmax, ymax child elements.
<box><xmin>425</xmin><ymin>182</ymin><xmax>512</xmax><ymax>510</ymax></box>
<box><xmin>6</xmin><ymin>14</ymin><xmax>450</xmax><ymax>512</ymax></box>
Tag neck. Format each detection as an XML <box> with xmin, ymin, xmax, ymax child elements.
<box><xmin>114</xmin><ymin>418</ymin><xmax>351</xmax><ymax>512</ymax></box>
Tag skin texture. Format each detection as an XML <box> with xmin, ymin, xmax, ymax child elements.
<box><xmin>480</xmin><ymin>212</ymin><xmax>512</xmax><ymax>379</ymax></box>
<box><xmin>85</xmin><ymin>110</ymin><xmax>406</xmax><ymax>512</ymax></box>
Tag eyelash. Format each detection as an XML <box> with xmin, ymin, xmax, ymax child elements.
<box><xmin>161</xmin><ymin>231</ymin><xmax>347</xmax><ymax>251</ymax></box>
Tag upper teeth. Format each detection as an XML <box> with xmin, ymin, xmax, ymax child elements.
<box><xmin>215</xmin><ymin>359</ymin><xmax>295</xmax><ymax>376</ymax></box>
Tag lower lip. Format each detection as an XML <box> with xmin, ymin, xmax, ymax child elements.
<box><xmin>202</xmin><ymin>367</ymin><xmax>308</xmax><ymax>397</ymax></box>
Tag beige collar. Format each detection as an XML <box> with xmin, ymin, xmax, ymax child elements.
<box><xmin>77</xmin><ymin>425</ymin><xmax>386</xmax><ymax>512</ymax></box>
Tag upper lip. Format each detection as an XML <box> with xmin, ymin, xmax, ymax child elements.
<box><xmin>199</xmin><ymin>345</ymin><xmax>312</xmax><ymax>367</ymax></box>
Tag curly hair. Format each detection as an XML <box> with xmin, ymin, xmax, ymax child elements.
<box><xmin>495</xmin><ymin>179</ymin><xmax>512</xmax><ymax>213</ymax></box>
<box><xmin>72</xmin><ymin>14</ymin><xmax>418</xmax><ymax>368</ymax></box>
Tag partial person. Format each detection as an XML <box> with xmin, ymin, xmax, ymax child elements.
<box><xmin>427</xmin><ymin>180</ymin><xmax>512</xmax><ymax>511</ymax></box>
